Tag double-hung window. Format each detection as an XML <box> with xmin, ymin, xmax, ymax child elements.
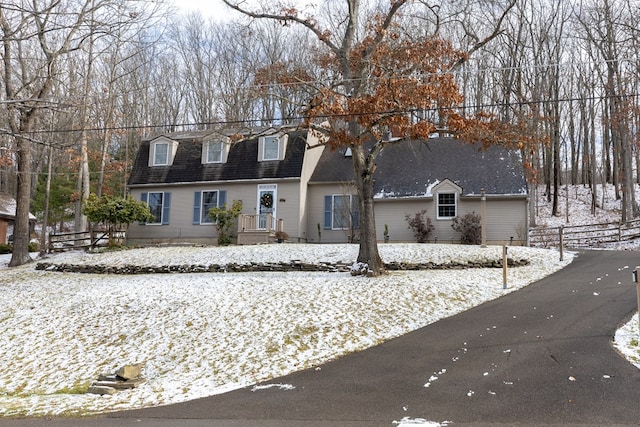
<box><xmin>193</xmin><ymin>190</ymin><xmax>227</xmax><ymax>225</ymax></box>
<box><xmin>153</xmin><ymin>142</ymin><xmax>169</xmax><ymax>166</ymax></box>
<box><xmin>324</xmin><ymin>194</ymin><xmax>359</xmax><ymax>230</ymax></box>
<box><xmin>262</xmin><ymin>136</ymin><xmax>280</xmax><ymax>160</ymax></box>
<box><xmin>437</xmin><ymin>192</ymin><xmax>456</xmax><ymax>219</ymax></box>
<box><xmin>200</xmin><ymin>191</ymin><xmax>219</xmax><ymax>224</ymax></box>
<box><xmin>144</xmin><ymin>192</ymin><xmax>171</xmax><ymax>224</ymax></box>
<box><xmin>206</xmin><ymin>141</ymin><xmax>223</xmax><ymax>163</ymax></box>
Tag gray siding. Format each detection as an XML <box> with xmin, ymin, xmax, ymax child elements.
<box><xmin>128</xmin><ymin>180</ymin><xmax>304</xmax><ymax>245</ymax></box>
<box><xmin>307</xmin><ymin>183</ymin><xmax>528</xmax><ymax>245</ymax></box>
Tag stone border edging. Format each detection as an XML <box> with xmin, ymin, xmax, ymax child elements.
<box><xmin>35</xmin><ymin>258</ymin><xmax>529</xmax><ymax>274</ymax></box>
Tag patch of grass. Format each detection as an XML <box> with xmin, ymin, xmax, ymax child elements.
<box><xmin>4</xmin><ymin>382</ymin><xmax>29</xmax><ymax>397</ymax></box>
<box><xmin>53</xmin><ymin>381</ymin><xmax>91</xmax><ymax>395</ymax></box>
<box><xmin>630</xmin><ymin>338</ymin><xmax>638</xmax><ymax>347</ymax></box>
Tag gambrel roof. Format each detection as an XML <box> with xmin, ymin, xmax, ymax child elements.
<box><xmin>128</xmin><ymin>129</ymin><xmax>309</xmax><ymax>186</ymax></box>
<box><xmin>309</xmin><ymin>138</ymin><xmax>527</xmax><ymax>198</ymax></box>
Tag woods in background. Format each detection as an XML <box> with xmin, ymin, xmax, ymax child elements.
<box><xmin>1</xmin><ymin>0</ymin><xmax>639</xmax><ymax>266</ymax></box>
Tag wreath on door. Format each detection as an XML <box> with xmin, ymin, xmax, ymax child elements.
<box><xmin>260</xmin><ymin>193</ymin><xmax>273</xmax><ymax>208</ymax></box>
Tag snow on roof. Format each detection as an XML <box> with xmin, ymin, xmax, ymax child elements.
<box><xmin>0</xmin><ymin>192</ymin><xmax>36</xmax><ymax>220</ymax></box>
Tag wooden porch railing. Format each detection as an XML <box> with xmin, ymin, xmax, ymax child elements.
<box><xmin>237</xmin><ymin>214</ymin><xmax>283</xmax><ymax>233</ymax></box>
<box><xmin>237</xmin><ymin>214</ymin><xmax>284</xmax><ymax>245</ymax></box>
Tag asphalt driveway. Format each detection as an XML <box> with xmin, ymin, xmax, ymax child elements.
<box><xmin>4</xmin><ymin>250</ymin><xmax>640</xmax><ymax>426</ymax></box>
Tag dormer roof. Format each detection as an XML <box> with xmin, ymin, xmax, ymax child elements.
<box><xmin>128</xmin><ymin>128</ymin><xmax>308</xmax><ymax>186</ymax></box>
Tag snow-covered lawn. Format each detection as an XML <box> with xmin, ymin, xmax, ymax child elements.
<box><xmin>0</xmin><ymin>243</ymin><xmax>571</xmax><ymax>418</ymax></box>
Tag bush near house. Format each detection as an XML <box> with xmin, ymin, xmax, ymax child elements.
<box><xmin>209</xmin><ymin>200</ymin><xmax>243</xmax><ymax>246</ymax></box>
<box><xmin>83</xmin><ymin>193</ymin><xmax>154</xmax><ymax>246</ymax></box>
<box><xmin>405</xmin><ymin>210</ymin><xmax>435</xmax><ymax>243</ymax></box>
<box><xmin>0</xmin><ymin>242</ymin><xmax>39</xmax><ymax>254</ymax></box>
<box><xmin>452</xmin><ymin>211</ymin><xmax>482</xmax><ymax>245</ymax></box>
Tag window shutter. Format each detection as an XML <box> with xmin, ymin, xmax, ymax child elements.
<box><xmin>219</xmin><ymin>190</ymin><xmax>227</xmax><ymax>209</ymax></box>
<box><xmin>139</xmin><ymin>193</ymin><xmax>148</xmax><ymax>225</ymax></box>
<box><xmin>162</xmin><ymin>192</ymin><xmax>171</xmax><ymax>225</ymax></box>
<box><xmin>323</xmin><ymin>195</ymin><xmax>332</xmax><ymax>230</ymax></box>
<box><xmin>193</xmin><ymin>191</ymin><xmax>201</xmax><ymax>224</ymax></box>
<box><xmin>351</xmin><ymin>195</ymin><xmax>360</xmax><ymax>229</ymax></box>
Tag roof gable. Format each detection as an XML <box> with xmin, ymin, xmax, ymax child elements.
<box><xmin>309</xmin><ymin>138</ymin><xmax>527</xmax><ymax>197</ymax></box>
<box><xmin>432</xmin><ymin>179</ymin><xmax>462</xmax><ymax>194</ymax></box>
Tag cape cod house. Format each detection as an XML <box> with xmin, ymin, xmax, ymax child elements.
<box><xmin>127</xmin><ymin>127</ymin><xmax>327</xmax><ymax>245</ymax></box>
<box><xmin>127</xmin><ymin>128</ymin><xmax>529</xmax><ymax>246</ymax></box>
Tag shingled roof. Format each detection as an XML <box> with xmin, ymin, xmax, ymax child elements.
<box><xmin>128</xmin><ymin>129</ymin><xmax>308</xmax><ymax>186</ymax></box>
<box><xmin>309</xmin><ymin>138</ymin><xmax>527</xmax><ymax>198</ymax></box>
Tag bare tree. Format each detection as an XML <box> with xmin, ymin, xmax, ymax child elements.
<box><xmin>575</xmin><ymin>0</ymin><xmax>638</xmax><ymax>221</ymax></box>
<box><xmin>0</xmin><ymin>0</ymin><xmax>166</xmax><ymax>266</ymax></box>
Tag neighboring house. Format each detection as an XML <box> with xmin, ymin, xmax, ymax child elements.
<box><xmin>306</xmin><ymin>137</ymin><xmax>529</xmax><ymax>245</ymax></box>
<box><xmin>0</xmin><ymin>192</ymin><xmax>37</xmax><ymax>244</ymax></box>
<box><xmin>126</xmin><ymin>127</ymin><xmax>326</xmax><ymax>245</ymax></box>
<box><xmin>127</xmin><ymin>129</ymin><xmax>529</xmax><ymax>246</ymax></box>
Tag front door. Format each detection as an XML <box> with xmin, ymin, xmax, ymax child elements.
<box><xmin>257</xmin><ymin>184</ymin><xmax>277</xmax><ymax>230</ymax></box>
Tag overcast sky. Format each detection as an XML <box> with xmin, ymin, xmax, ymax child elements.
<box><xmin>171</xmin><ymin>0</ymin><xmax>237</xmax><ymax>20</ymax></box>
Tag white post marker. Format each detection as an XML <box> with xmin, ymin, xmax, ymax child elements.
<box><xmin>635</xmin><ymin>267</ymin><xmax>640</xmax><ymax>333</ymax></box>
<box><xmin>503</xmin><ymin>245</ymin><xmax>508</xmax><ymax>289</ymax></box>
<box><xmin>480</xmin><ymin>188</ymin><xmax>486</xmax><ymax>248</ymax></box>
<box><xmin>559</xmin><ymin>225</ymin><xmax>564</xmax><ymax>262</ymax></box>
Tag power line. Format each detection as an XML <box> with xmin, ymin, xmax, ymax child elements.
<box><xmin>7</xmin><ymin>90</ymin><xmax>636</xmax><ymax>137</ymax></box>
<box><xmin>0</xmin><ymin>57</ymin><xmax>635</xmax><ymax>107</ymax></box>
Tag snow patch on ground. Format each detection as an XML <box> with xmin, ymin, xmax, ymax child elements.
<box><xmin>0</xmin><ymin>244</ymin><xmax>570</xmax><ymax>417</ymax></box>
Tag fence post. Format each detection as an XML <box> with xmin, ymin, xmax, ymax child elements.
<box><xmin>559</xmin><ymin>226</ymin><xmax>564</xmax><ymax>262</ymax></box>
<box><xmin>502</xmin><ymin>245</ymin><xmax>508</xmax><ymax>289</ymax></box>
<box><xmin>618</xmin><ymin>221</ymin><xmax>622</xmax><ymax>242</ymax></box>
<box><xmin>635</xmin><ymin>267</ymin><xmax>640</xmax><ymax>334</ymax></box>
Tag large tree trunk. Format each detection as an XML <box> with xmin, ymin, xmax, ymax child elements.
<box><xmin>9</xmin><ymin>137</ymin><xmax>33</xmax><ymax>266</ymax></box>
<box><xmin>351</xmin><ymin>144</ymin><xmax>383</xmax><ymax>275</ymax></box>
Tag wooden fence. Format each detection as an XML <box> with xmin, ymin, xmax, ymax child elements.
<box><xmin>48</xmin><ymin>228</ymin><xmax>126</xmax><ymax>252</ymax></box>
<box><xmin>529</xmin><ymin>219</ymin><xmax>640</xmax><ymax>248</ymax></box>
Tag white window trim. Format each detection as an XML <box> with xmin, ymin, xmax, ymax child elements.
<box><xmin>149</xmin><ymin>137</ymin><xmax>178</xmax><ymax>167</ymax></box>
<box><xmin>202</xmin><ymin>138</ymin><xmax>230</xmax><ymax>164</ymax></box>
<box><xmin>153</xmin><ymin>142</ymin><xmax>169</xmax><ymax>166</ymax></box>
<box><xmin>147</xmin><ymin>192</ymin><xmax>164</xmax><ymax>224</ymax></box>
<box><xmin>199</xmin><ymin>190</ymin><xmax>219</xmax><ymax>224</ymax></box>
<box><xmin>258</xmin><ymin>134</ymin><xmax>288</xmax><ymax>161</ymax></box>
<box><xmin>332</xmin><ymin>194</ymin><xmax>355</xmax><ymax>230</ymax></box>
<box><xmin>436</xmin><ymin>192</ymin><xmax>457</xmax><ymax>220</ymax></box>
<box><xmin>262</xmin><ymin>136</ymin><xmax>280</xmax><ymax>160</ymax></box>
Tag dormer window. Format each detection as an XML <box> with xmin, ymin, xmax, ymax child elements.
<box><xmin>258</xmin><ymin>134</ymin><xmax>288</xmax><ymax>161</ymax></box>
<box><xmin>207</xmin><ymin>141</ymin><xmax>223</xmax><ymax>162</ymax></box>
<box><xmin>202</xmin><ymin>138</ymin><xmax>230</xmax><ymax>164</ymax></box>
<box><xmin>149</xmin><ymin>137</ymin><xmax>178</xmax><ymax>167</ymax></box>
<box><xmin>432</xmin><ymin>179</ymin><xmax>461</xmax><ymax>220</ymax></box>
<box><xmin>153</xmin><ymin>142</ymin><xmax>169</xmax><ymax>165</ymax></box>
<box><xmin>263</xmin><ymin>136</ymin><xmax>279</xmax><ymax>160</ymax></box>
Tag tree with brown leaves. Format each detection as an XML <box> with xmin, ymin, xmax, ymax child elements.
<box><xmin>223</xmin><ymin>0</ymin><xmax>519</xmax><ymax>276</ymax></box>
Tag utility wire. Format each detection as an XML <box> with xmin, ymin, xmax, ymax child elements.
<box><xmin>4</xmin><ymin>91</ymin><xmax>635</xmax><ymax>136</ymax></box>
